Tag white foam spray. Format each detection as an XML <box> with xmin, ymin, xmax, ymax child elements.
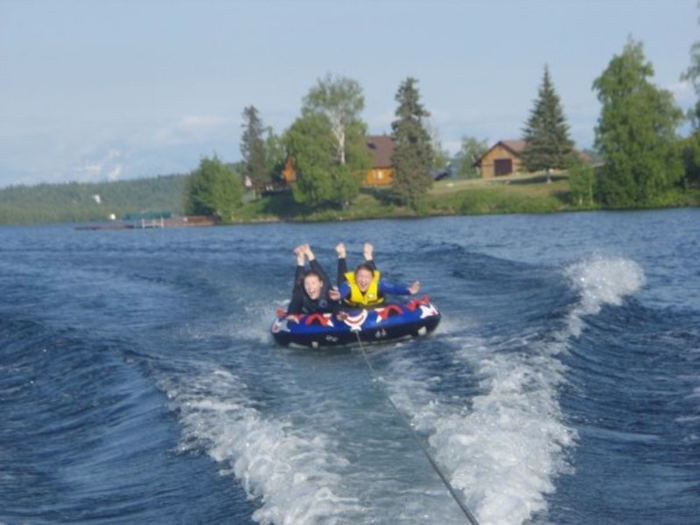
<box><xmin>565</xmin><ymin>255</ymin><xmax>645</xmax><ymax>337</ymax></box>
<box><xmin>383</xmin><ymin>255</ymin><xmax>645</xmax><ymax>525</ymax></box>
<box><xmin>159</xmin><ymin>364</ymin><xmax>363</xmax><ymax>524</ymax></box>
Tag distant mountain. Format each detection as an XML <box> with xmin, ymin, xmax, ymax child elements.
<box><xmin>0</xmin><ymin>174</ymin><xmax>188</xmax><ymax>225</ymax></box>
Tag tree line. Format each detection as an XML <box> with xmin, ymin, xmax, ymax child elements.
<box><xmin>4</xmin><ymin>30</ymin><xmax>700</xmax><ymax>227</ymax></box>
<box><xmin>185</xmin><ymin>74</ymin><xmax>439</xmax><ymax>220</ymax></box>
<box><xmin>185</xmin><ymin>28</ymin><xmax>700</xmax><ymax>221</ymax></box>
<box><xmin>0</xmin><ymin>175</ymin><xmax>187</xmax><ymax>226</ymax></box>
<box><xmin>495</xmin><ymin>35</ymin><xmax>700</xmax><ymax>209</ymax></box>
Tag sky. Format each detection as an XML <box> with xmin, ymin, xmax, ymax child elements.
<box><xmin>1</xmin><ymin>0</ymin><xmax>698</xmax><ymax>188</ymax></box>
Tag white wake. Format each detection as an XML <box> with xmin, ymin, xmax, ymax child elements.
<box><xmin>159</xmin><ymin>364</ymin><xmax>362</xmax><ymax>524</ymax></box>
<box><xmin>383</xmin><ymin>255</ymin><xmax>645</xmax><ymax>524</ymax></box>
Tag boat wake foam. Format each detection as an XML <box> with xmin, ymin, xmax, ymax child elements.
<box><xmin>382</xmin><ymin>255</ymin><xmax>645</xmax><ymax>525</ymax></box>
<box><xmin>158</xmin><ymin>364</ymin><xmax>363</xmax><ymax>524</ymax></box>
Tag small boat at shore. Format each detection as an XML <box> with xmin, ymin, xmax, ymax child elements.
<box><xmin>271</xmin><ymin>297</ymin><xmax>441</xmax><ymax>348</ymax></box>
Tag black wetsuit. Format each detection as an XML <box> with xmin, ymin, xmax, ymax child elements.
<box><xmin>287</xmin><ymin>259</ymin><xmax>336</xmax><ymax>315</ymax></box>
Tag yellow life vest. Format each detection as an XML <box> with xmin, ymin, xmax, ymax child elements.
<box><xmin>344</xmin><ymin>270</ymin><xmax>384</xmax><ymax>307</ymax></box>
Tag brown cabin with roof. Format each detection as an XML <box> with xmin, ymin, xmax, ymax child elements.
<box><xmin>364</xmin><ymin>135</ymin><xmax>394</xmax><ymax>186</ymax></box>
<box><xmin>281</xmin><ymin>155</ymin><xmax>296</xmax><ymax>184</ymax></box>
<box><xmin>277</xmin><ymin>135</ymin><xmax>396</xmax><ymax>188</ymax></box>
<box><xmin>474</xmin><ymin>139</ymin><xmax>526</xmax><ymax>178</ymax></box>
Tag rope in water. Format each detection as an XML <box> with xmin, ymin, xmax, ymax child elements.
<box><xmin>352</xmin><ymin>331</ymin><xmax>480</xmax><ymax>525</ymax></box>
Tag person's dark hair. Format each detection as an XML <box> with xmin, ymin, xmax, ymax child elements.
<box><xmin>354</xmin><ymin>263</ymin><xmax>374</xmax><ymax>276</ymax></box>
<box><xmin>304</xmin><ymin>269</ymin><xmax>323</xmax><ymax>282</ymax></box>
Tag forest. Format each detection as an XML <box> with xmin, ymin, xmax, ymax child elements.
<box><xmin>0</xmin><ymin>175</ymin><xmax>187</xmax><ymax>225</ymax></box>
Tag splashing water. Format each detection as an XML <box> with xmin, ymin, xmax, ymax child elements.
<box><xmin>159</xmin><ymin>365</ymin><xmax>363</xmax><ymax>524</ymax></box>
<box><xmin>381</xmin><ymin>255</ymin><xmax>646</xmax><ymax>525</ymax></box>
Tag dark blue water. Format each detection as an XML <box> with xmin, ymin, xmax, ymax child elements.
<box><xmin>1</xmin><ymin>209</ymin><xmax>698</xmax><ymax>524</ymax></box>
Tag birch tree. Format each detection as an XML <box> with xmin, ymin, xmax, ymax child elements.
<box><xmin>302</xmin><ymin>73</ymin><xmax>365</xmax><ymax>166</ymax></box>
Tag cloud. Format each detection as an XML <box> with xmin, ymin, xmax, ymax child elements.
<box><xmin>181</xmin><ymin>114</ymin><xmax>228</xmax><ymax>127</ymax></box>
<box><xmin>667</xmin><ymin>79</ymin><xmax>694</xmax><ymax>107</ymax></box>
<box><xmin>74</xmin><ymin>148</ymin><xmax>125</xmax><ymax>183</ymax></box>
<box><xmin>107</xmin><ymin>164</ymin><xmax>123</xmax><ymax>181</ymax></box>
<box><xmin>153</xmin><ymin>114</ymin><xmax>233</xmax><ymax>146</ymax></box>
<box><xmin>25</xmin><ymin>115</ymin><xmax>240</xmax><ymax>186</ymax></box>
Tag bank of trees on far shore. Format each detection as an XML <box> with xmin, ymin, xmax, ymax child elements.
<box><xmin>0</xmin><ymin>175</ymin><xmax>187</xmax><ymax>225</ymax></box>
<box><xmin>183</xmin><ymin>73</ymin><xmax>439</xmax><ymax>220</ymax></box>
<box><xmin>183</xmin><ymin>29</ymin><xmax>700</xmax><ymax>222</ymax></box>
<box><xmin>5</xmin><ymin>31</ymin><xmax>700</xmax><ymax>227</ymax></box>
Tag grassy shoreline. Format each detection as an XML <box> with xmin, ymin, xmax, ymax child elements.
<box><xmin>1</xmin><ymin>172</ymin><xmax>698</xmax><ymax>227</ymax></box>
<box><xmin>233</xmin><ymin>172</ymin><xmax>700</xmax><ymax>224</ymax></box>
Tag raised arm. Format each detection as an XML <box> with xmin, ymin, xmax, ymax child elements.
<box><xmin>363</xmin><ymin>242</ymin><xmax>377</xmax><ymax>272</ymax></box>
<box><xmin>305</xmin><ymin>244</ymin><xmax>331</xmax><ymax>286</ymax></box>
<box><xmin>336</xmin><ymin>243</ymin><xmax>348</xmax><ymax>287</ymax></box>
<box><xmin>292</xmin><ymin>244</ymin><xmax>306</xmax><ymax>291</ymax></box>
<box><xmin>287</xmin><ymin>245</ymin><xmax>307</xmax><ymax>316</ymax></box>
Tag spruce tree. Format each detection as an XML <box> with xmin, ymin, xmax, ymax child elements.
<box><xmin>390</xmin><ymin>77</ymin><xmax>434</xmax><ymax>210</ymax></box>
<box><xmin>521</xmin><ymin>66</ymin><xmax>575</xmax><ymax>178</ymax></box>
<box><xmin>240</xmin><ymin>105</ymin><xmax>268</xmax><ymax>189</ymax></box>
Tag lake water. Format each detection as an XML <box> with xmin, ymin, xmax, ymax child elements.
<box><xmin>1</xmin><ymin>209</ymin><xmax>698</xmax><ymax>524</ymax></box>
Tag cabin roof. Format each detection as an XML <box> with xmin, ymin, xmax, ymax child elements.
<box><xmin>499</xmin><ymin>139</ymin><xmax>526</xmax><ymax>154</ymax></box>
<box><xmin>366</xmin><ymin>135</ymin><xmax>394</xmax><ymax>168</ymax></box>
<box><xmin>473</xmin><ymin>139</ymin><xmax>526</xmax><ymax>167</ymax></box>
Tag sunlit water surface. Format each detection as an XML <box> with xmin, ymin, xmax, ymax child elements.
<box><xmin>1</xmin><ymin>209</ymin><xmax>698</xmax><ymax>524</ymax></box>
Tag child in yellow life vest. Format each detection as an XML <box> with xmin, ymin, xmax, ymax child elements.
<box><xmin>335</xmin><ymin>243</ymin><xmax>420</xmax><ymax>309</ymax></box>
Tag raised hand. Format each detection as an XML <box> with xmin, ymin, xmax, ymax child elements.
<box><xmin>294</xmin><ymin>245</ymin><xmax>306</xmax><ymax>265</ymax></box>
<box><xmin>303</xmin><ymin>243</ymin><xmax>315</xmax><ymax>261</ymax></box>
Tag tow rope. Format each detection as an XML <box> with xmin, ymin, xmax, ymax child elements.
<box><xmin>352</xmin><ymin>330</ymin><xmax>480</xmax><ymax>525</ymax></box>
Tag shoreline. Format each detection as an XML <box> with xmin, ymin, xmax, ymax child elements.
<box><xmin>3</xmin><ymin>174</ymin><xmax>699</xmax><ymax>228</ymax></box>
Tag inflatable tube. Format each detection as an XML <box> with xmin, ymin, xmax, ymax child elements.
<box><xmin>271</xmin><ymin>297</ymin><xmax>441</xmax><ymax>348</ymax></box>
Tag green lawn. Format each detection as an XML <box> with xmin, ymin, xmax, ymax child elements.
<box><xmin>429</xmin><ymin>173</ymin><xmax>574</xmax><ymax>214</ymax></box>
<box><xmin>236</xmin><ymin>172</ymin><xmax>583</xmax><ymax>223</ymax></box>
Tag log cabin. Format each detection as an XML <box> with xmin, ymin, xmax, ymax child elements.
<box><xmin>364</xmin><ymin>135</ymin><xmax>394</xmax><ymax>186</ymax></box>
<box><xmin>473</xmin><ymin>139</ymin><xmax>526</xmax><ymax>178</ymax></box>
<box><xmin>278</xmin><ymin>135</ymin><xmax>397</xmax><ymax>188</ymax></box>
